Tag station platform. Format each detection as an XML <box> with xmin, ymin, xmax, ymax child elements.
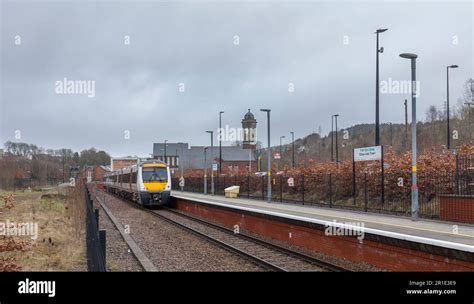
<box><xmin>171</xmin><ymin>191</ymin><xmax>474</xmax><ymax>253</ymax></box>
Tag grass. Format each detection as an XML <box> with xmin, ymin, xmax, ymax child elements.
<box><xmin>0</xmin><ymin>187</ymin><xmax>86</xmax><ymax>271</ymax></box>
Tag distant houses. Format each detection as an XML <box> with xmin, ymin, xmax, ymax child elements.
<box><xmin>152</xmin><ymin>142</ymin><xmax>257</xmax><ymax>174</ymax></box>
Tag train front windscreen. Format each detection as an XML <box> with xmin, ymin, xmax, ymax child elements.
<box><xmin>142</xmin><ymin>167</ymin><xmax>168</xmax><ymax>182</ymax></box>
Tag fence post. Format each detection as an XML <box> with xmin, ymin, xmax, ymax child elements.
<box><xmin>381</xmin><ymin>145</ymin><xmax>385</xmax><ymax>206</ymax></box>
<box><xmin>302</xmin><ymin>175</ymin><xmax>305</xmax><ymax>204</ymax></box>
<box><xmin>279</xmin><ymin>175</ymin><xmax>282</xmax><ymax>202</ymax></box>
<box><xmin>364</xmin><ymin>173</ymin><xmax>368</xmax><ymax>212</ymax></box>
<box><xmin>352</xmin><ymin>150</ymin><xmax>356</xmax><ymax>205</ymax></box>
<box><xmin>329</xmin><ymin>173</ymin><xmax>333</xmax><ymax>208</ymax></box>
<box><xmin>94</xmin><ymin>209</ymin><xmax>99</xmax><ymax>231</ymax></box>
<box><xmin>99</xmin><ymin>230</ymin><xmax>106</xmax><ymax>269</ymax></box>
<box><xmin>247</xmin><ymin>175</ymin><xmax>250</xmax><ymax>199</ymax></box>
<box><xmin>455</xmin><ymin>154</ymin><xmax>460</xmax><ymax>195</ymax></box>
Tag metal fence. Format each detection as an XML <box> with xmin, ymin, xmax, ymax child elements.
<box><xmin>85</xmin><ymin>188</ymin><xmax>107</xmax><ymax>272</ymax></box>
<box><xmin>173</xmin><ymin>169</ymin><xmax>471</xmax><ymax>219</ymax></box>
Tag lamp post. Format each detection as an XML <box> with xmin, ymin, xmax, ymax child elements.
<box><xmin>260</xmin><ymin>109</ymin><xmax>271</xmax><ymax>202</ymax></box>
<box><xmin>400</xmin><ymin>52</ymin><xmax>419</xmax><ymax>219</ymax></box>
<box><xmin>219</xmin><ymin>111</ymin><xmax>224</xmax><ymax>174</ymax></box>
<box><xmin>203</xmin><ymin>147</ymin><xmax>207</xmax><ymax>194</ymax></box>
<box><xmin>331</xmin><ymin>114</ymin><xmax>339</xmax><ymax>162</ymax></box>
<box><xmin>375</xmin><ymin>28</ymin><xmax>388</xmax><ymax>146</ymax></box>
<box><xmin>331</xmin><ymin>116</ymin><xmax>334</xmax><ymax>161</ymax></box>
<box><xmin>446</xmin><ymin>65</ymin><xmax>459</xmax><ymax>150</ymax></box>
<box><xmin>164</xmin><ymin>140</ymin><xmax>168</xmax><ymax>163</ymax></box>
<box><xmin>290</xmin><ymin>131</ymin><xmax>295</xmax><ymax>168</ymax></box>
<box><xmin>465</xmin><ymin>102</ymin><xmax>474</xmax><ymax>139</ymax></box>
<box><xmin>404</xmin><ymin>99</ymin><xmax>408</xmax><ymax>149</ymax></box>
<box><xmin>206</xmin><ymin>130</ymin><xmax>214</xmax><ymax>195</ymax></box>
<box><xmin>279</xmin><ymin>135</ymin><xmax>285</xmax><ymax>170</ymax></box>
<box><xmin>334</xmin><ymin>114</ymin><xmax>339</xmax><ymax>163</ymax></box>
<box><xmin>179</xmin><ymin>142</ymin><xmax>184</xmax><ymax>178</ymax></box>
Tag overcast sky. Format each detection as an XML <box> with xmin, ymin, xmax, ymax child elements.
<box><xmin>1</xmin><ymin>0</ymin><xmax>472</xmax><ymax>157</ymax></box>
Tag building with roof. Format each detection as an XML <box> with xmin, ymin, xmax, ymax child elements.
<box><xmin>153</xmin><ymin>142</ymin><xmax>257</xmax><ymax>174</ymax></box>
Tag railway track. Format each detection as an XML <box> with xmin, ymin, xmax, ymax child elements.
<box><xmin>102</xmin><ymin>189</ymin><xmax>350</xmax><ymax>272</ymax></box>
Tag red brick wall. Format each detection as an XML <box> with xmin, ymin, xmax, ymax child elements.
<box><xmin>112</xmin><ymin>159</ymin><xmax>137</xmax><ymax>171</ymax></box>
<box><xmin>93</xmin><ymin>167</ymin><xmax>107</xmax><ymax>181</ymax></box>
<box><xmin>174</xmin><ymin>198</ymin><xmax>474</xmax><ymax>271</ymax></box>
<box><xmin>440</xmin><ymin>195</ymin><xmax>474</xmax><ymax>224</ymax></box>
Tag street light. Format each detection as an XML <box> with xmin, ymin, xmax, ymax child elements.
<box><xmin>206</xmin><ymin>130</ymin><xmax>214</xmax><ymax>195</ymax></box>
<box><xmin>334</xmin><ymin>114</ymin><xmax>340</xmax><ymax>163</ymax></box>
<box><xmin>404</xmin><ymin>99</ymin><xmax>408</xmax><ymax>149</ymax></box>
<box><xmin>331</xmin><ymin>115</ymin><xmax>335</xmax><ymax>162</ymax></box>
<box><xmin>279</xmin><ymin>135</ymin><xmax>285</xmax><ymax>170</ymax></box>
<box><xmin>260</xmin><ymin>109</ymin><xmax>271</xmax><ymax>202</ymax></box>
<box><xmin>219</xmin><ymin>111</ymin><xmax>224</xmax><ymax>175</ymax></box>
<box><xmin>400</xmin><ymin>52</ymin><xmax>419</xmax><ymax>219</ymax></box>
<box><xmin>290</xmin><ymin>131</ymin><xmax>295</xmax><ymax>168</ymax></box>
<box><xmin>465</xmin><ymin>102</ymin><xmax>473</xmax><ymax>139</ymax></box>
<box><xmin>446</xmin><ymin>64</ymin><xmax>459</xmax><ymax>150</ymax></box>
<box><xmin>375</xmin><ymin>28</ymin><xmax>388</xmax><ymax>146</ymax></box>
<box><xmin>164</xmin><ymin>140</ymin><xmax>168</xmax><ymax>163</ymax></box>
<box><xmin>331</xmin><ymin>114</ymin><xmax>339</xmax><ymax>162</ymax></box>
<box><xmin>203</xmin><ymin>146</ymin><xmax>208</xmax><ymax>194</ymax></box>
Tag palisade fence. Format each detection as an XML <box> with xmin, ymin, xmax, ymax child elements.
<box><xmin>173</xmin><ymin>154</ymin><xmax>473</xmax><ymax>219</ymax></box>
<box><xmin>85</xmin><ymin>187</ymin><xmax>107</xmax><ymax>272</ymax></box>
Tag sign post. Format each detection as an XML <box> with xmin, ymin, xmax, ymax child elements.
<box><xmin>353</xmin><ymin>145</ymin><xmax>384</xmax><ymax>206</ymax></box>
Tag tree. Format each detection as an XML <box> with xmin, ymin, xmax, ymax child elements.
<box><xmin>426</xmin><ymin>105</ymin><xmax>438</xmax><ymax>122</ymax></box>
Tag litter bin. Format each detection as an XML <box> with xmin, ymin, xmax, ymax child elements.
<box><xmin>225</xmin><ymin>186</ymin><xmax>240</xmax><ymax>198</ymax></box>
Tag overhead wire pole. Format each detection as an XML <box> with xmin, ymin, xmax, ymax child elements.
<box><xmin>260</xmin><ymin>109</ymin><xmax>272</xmax><ymax>203</ymax></box>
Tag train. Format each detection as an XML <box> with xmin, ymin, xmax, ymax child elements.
<box><xmin>103</xmin><ymin>159</ymin><xmax>171</xmax><ymax>206</ymax></box>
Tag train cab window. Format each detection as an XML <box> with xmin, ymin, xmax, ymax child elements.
<box><xmin>142</xmin><ymin>167</ymin><xmax>168</xmax><ymax>182</ymax></box>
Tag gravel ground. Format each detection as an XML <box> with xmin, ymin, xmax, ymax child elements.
<box><xmin>170</xmin><ymin>209</ymin><xmax>383</xmax><ymax>272</ymax></box>
<box><xmin>97</xmin><ymin>192</ymin><xmax>264</xmax><ymax>271</ymax></box>
<box><xmin>93</xmin><ymin>201</ymin><xmax>144</xmax><ymax>272</ymax></box>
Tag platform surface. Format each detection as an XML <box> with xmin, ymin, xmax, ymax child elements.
<box><xmin>171</xmin><ymin>191</ymin><xmax>474</xmax><ymax>252</ymax></box>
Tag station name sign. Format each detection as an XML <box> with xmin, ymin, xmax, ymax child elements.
<box><xmin>354</xmin><ymin>146</ymin><xmax>382</xmax><ymax>162</ymax></box>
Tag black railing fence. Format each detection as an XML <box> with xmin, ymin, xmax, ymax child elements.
<box><xmin>173</xmin><ymin>167</ymin><xmax>471</xmax><ymax>219</ymax></box>
<box><xmin>85</xmin><ymin>188</ymin><xmax>107</xmax><ymax>272</ymax></box>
